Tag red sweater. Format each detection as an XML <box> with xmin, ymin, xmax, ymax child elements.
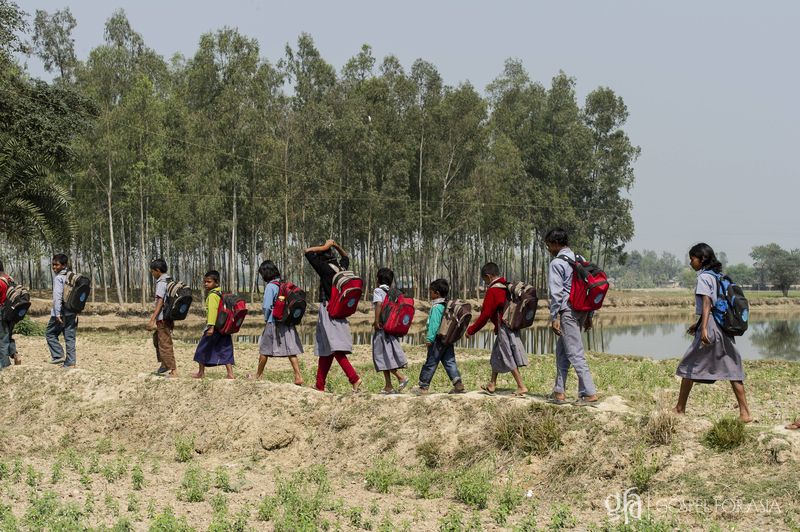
<box><xmin>467</xmin><ymin>277</ymin><xmax>508</xmax><ymax>335</ymax></box>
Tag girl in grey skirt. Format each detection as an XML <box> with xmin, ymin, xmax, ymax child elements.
<box><xmin>674</xmin><ymin>243</ymin><xmax>752</xmax><ymax>422</ymax></box>
<box><xmin>250</xmin><ymin>260</ymin><xmax>304</xmax><ymax>385</ymax></box>
<box><xmin>305</xmin><ymin>240</ymin><xmax>362</xmax><ymax>393</ymax></box>
<box><xmin>372</xmin><ymin>267</ymin><xmax>409</xmax><ymax>394</ymax></box>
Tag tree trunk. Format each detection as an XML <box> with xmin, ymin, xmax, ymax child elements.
<box><xmin>107</xmin><ymin>156</ymin><xmax>124</xmax><ymax>305</ymax></box>
<box><xmin>230</xmin><ymin>184</ymin><xmax>237</xmax><ymax>292</ymax></box>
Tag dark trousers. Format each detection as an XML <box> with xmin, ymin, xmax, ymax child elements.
<box><xmin>46</xmin><ymin>314</ymin><xmax>77</xmax><ymax>366</ymax></box>
<box><xmin>418</xmin><ymin>340</ymin><xmax>462</xmax><ymax>388</ymax></box>
<box><xmin>0</xmin><ymin>319</ymin><xmax>16</xmax><ymax>369</ymax></box>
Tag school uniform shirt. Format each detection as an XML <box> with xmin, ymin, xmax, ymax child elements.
<box><xmin>154</xmin><ymin>273</ymin><xmax>169</xmax><ymax>321</ymax></box>
<box><xmin>695</xmin><ymin>270</ymin><xmax>717</xmax><ymax>314</ymax></box>
<box><xmin>426</xmin><ymin>298</ymin><xmax>446</xmax><ymax>343</ymax></box>
<box><xmin>51</xmin><ymin>269</ymin><xmax>68</xmax><ymax>317</ymax></box>
<box><xmin>372</xmin><ymin>285</ymin><xmax>390</xmax><ymax>307</ymax></box>
<box><xmin>262</xmin><ymin>281</ymin><xmax>280</xmax><ymax>323</ymax></box>
<box><xmin>206</xmin><ymin>287</ymin><xmax>222</xmax><ymax>327</ymax></box>
<box><xmin>548</xmin><ymin>247</ymin><xmax>576</xmax><ymax>321</ymax></box>
<box><xmin>467</xmin><ymin>277</ymin><xmax>508</xmax><ymax>336</ymax></box>
<box><xmin>305</xmin><ymin>251</ymin><xmax>350</xmax><ymax>302</ymax></box>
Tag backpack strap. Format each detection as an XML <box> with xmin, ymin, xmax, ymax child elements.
<box><xmin>556</xmin><ymin>254</ymin><xmax>576</xmax><ymax>266</ymax></box>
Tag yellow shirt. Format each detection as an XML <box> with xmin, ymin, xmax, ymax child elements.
<box><xmin>206</xmin><ymin>287</ymin><xmax>222</xmax><ymax>327</ymax></box>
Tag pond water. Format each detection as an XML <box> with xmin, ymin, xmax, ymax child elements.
<box><xmin>88</xmin><ymin>313</ymin><xmax>800</xmax><ymax>361</ymax></box>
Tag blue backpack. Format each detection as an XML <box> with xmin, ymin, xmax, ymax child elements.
<box><xmin>705</xmin><ymin>271</ymin><xmax>749</xmax><ymax>336</ymax></box>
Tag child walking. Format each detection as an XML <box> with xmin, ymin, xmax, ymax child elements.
<box><xmin>545</xmin><ymin>228</ymin><xmax>598</xmax><ymax>406</ymax></box>
<box><xmin>192</xmin><ymin>270</ymin><xmax>235</xmax><ymax>379</ymax></box>
<box><xmin>414</xmin><ymin>278</ymin><xmax>465</xmax><ymax>395</ymax></box>
<box><xmin>45</xmin><ymin>254</ymin><xmax>78</xmax><ymax>368</ymax></box>
<box><xmin>146</xmin><ymin>258</ymin><xmax>177</xmax><ymax>377</ymax></box>
<box><xmin>0</xmin><ymin>259</ymin><xmax>21</xmax><ymax>368</ymax></box>
<box><xmin>305</xmin><ymin>240</ymin><xmax>361</xmax><ymax>393</ymax></box>
<box><xmin>372</xmin><ymin>267</ymin><xmax>409</xmax><ymax>394</ymax></box>
<box><xmin>466</xmin><ymin>262</ymin><xmax>528</xmax><ymax>396</ymax></box>
<box><xmin>252</xmin><ymin>260</ymin><xmax>304</xmax><ymax>385</ymax></box>
<box><xmin>674</xmin><ymin>243</ymin><xmax>752</xmax><ymax>422</ymax></box>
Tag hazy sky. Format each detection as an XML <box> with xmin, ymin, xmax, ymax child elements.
<box><xmin>17</xmin><ymin>0</ymin><xmax>800</xmax><ymax>264</ymax></box>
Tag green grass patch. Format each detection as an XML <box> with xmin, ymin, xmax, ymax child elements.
<box><xmin>703</xmin><ymin>417</ymin><xmax>747</xmax><ymax>451</ymax></box>
<box><xmin>454</xmin><ymin>466</ymin><xmax>491</xmax><ymax>510</ymax></box>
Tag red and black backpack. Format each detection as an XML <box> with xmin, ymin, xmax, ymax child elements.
<box><xmin>214</xmin><ymin>289</ymin><xmax>248</xmax><ymax>335</ymax></box>
<box><xmin>557</xmin><ymin>255</ymin><xmax>609</xmax><ymax>312</ymax></box>
<box><xmin>378</xmin><ymin>286</ymin><xmax>415</xmax><ymax>337</ymax></box>
<box><xmin>0</xmin><ymin>274</ymin><xmax>31</xmax><ymax>324</ymax></box>
<box><xmin>270</xmin><ymin>280</ymin><xmax>307</xmax><ymax>327</ymax></box>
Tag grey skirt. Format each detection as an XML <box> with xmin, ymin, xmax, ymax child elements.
<box><xmin>258</xmin><ymin>322</ymin><xmax>304</xmax><ymax>357</ymax></box>
<box><xmin>372</xmin><ymin>329</ymin><xmax>408</xmax><ymax>372</ymax></box>
<box><xmin>491</xmin><ymin>323</ymin><xmax>529</xmax><ymax>373</ymax></box>
<box><xmin>676</xmin><ymin>318</ymin><xmax>745</xmax><ymax>382</ymax></box>
<box><xmin>315</xmin><ymin>302</ymin><xmax>353</xmax><ymax>356</ymax></box>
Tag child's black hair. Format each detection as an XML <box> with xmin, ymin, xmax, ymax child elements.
<box><xmin>0</xmin><ymin>259</ymin><xmax>4</xmax><ymax>272</ymax></box>
<box><xmin>204</xmin><ymin>270</ymin><xmax>220</xmax><ymax>284</ymax></box>
<box><xmin>689</xmin><ymin>243</ymin><xmax>723</xmax><ymax>273</ymax></box>
<box><xmin>258</xmin><ymin>260</ymin><xmax>281</xmax><ymax>282</ymax></box>
<box><xmin>377</xmin><ymin>267</ymin><xmax>394</xmax><ymax>286</ymax></box>
<box><xmin>149</xmin><ymin>258</ymin><xmax>168</xmax><ymax>273</ymax></box>
<box><xmin>430</xmin><ymin>278</ymin><xmax>449</xmax><ymax>298</ymax></box>
<box><xmin>544</xmin><ymin>228</ymin><xmax>569</xmax><ymax>246</ymax></box>
<box><xmin>318</xmin><ymin>249</ymin><xmax>337</xmax><ymax>264</ymax></box>
<box><xmin>52</xmin><ymin>254</ymin><xmax>68</xmax><ymax>266</ymax></box>
<box><xmin>480</xmin><ymin>262</ymin><xmax>500</xmax><ymax>278</ymax></box>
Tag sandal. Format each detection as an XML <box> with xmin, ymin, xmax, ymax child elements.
<box><xmin>512</xmin><ymin>391</ymin><xmax>528</xmax><ymax>398</ymax></box>
<box><xmin>784</xmin><ymin>421</ymin><xmax>800</xmax><ymax>430</ymax></box>
<box><xmin>574</xmin><ymin>396</ymin><xmax>599</xmax><ymax>407</ymax></box>
<box><xmin>546</xmin><ymin>393</ymin><xmax>568</xmax><ymax>405</ymax></box>
<box><xmin>397</xmin><ymin>378</ymin><xmax>410</xmax><ymax>392</ymax></box>
<box><xmin>480</xmin><ymin>384</ymin><xmax>496</xmax><ymax>396</ymax></box>
<box><xmin>378</xmin><ymin>389</ymin><xmax>396</xmax><ymax>395</ymax></box>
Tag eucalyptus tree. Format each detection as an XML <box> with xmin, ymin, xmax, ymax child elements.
<box><xmin>32</xmin><ymin>7</ymin><xmax>77</xmax><ymax>83</ymax></box>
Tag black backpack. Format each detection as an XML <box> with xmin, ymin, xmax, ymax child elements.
<box><xmin>163</xmin><ymin>278</ymin><xmax>193</xmax><ymax>321</ymax></box>
<box><xmin>63</xmin><ymin>271</ymin><xmax>91</xmax><ymax>313</ymax></box>
<box><xmin>0</xmin><ymin>274</ymin><xmax>31</xmax><ymax>324</ymax></box>
<box><xmin>706</xmin><ymin>271</ymin><xmax>749</xmax><ymax>336</ymax></box>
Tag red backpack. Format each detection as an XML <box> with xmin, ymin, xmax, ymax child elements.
<box><xmin>270</xmin><ymin>280</ymin><xmax>307</xmax><ymax>327</ymax></box>
<box><xmin>378</xmin><ymin>287</ymin><xmax>415</xmax><ymax>337</ymax></box>
<box><xmin>327</xmin><ymin>268</ymin><xmax>363</xmax><ymax>319</ymax></box>
<box><xmin>557</xmin><ymin>255</ymin><xmax>609</xmax><ymax>312</ymax></box>
<box><xmin>214</xmin><ymin>290</ymin><xmax>248</xmax><ymax>335</ymax></box>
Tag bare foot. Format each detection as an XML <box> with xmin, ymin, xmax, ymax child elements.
<box><xmin>191</xmin><ymin>372</ymin><xmax>204</xmax><ymax>379</ymax></box>
<box><xmin>673</xmin><ymin>406</ymin><xmax>685</xmax><ymax>415</ymax></box>
<box><xmin>13</xmin><ymin>355</ymin><xmax>21</xmax><ymax>365</ymax></box>
<box><xmin>246</xmin><ymin>374</ymin><xmax>262</xmax><ymax>381</ymax></box>
<box><xmin>740</xmin><ymin>414</ymin><xmax>754</xmax><ymax>423</ymax></box>
<box><xmin>513</xmin><ymin>388</ymin><xmax>529</xmax><ymax>397</ymax></box>
<box><xmin>294</xmin><ymin>380</ymin><xmax>304</xmax><ymax>386</ymax></box>
<box><xmin>225</xmin><ymin>375</ymin><xmax>235</xmax><ymax>380</ymax></box>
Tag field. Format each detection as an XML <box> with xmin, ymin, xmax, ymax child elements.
<box><xmin>1</xmin><ymin>322</ymin><xmax>799</xmax><ymax>531</ymax></box>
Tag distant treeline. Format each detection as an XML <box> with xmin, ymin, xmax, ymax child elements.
<box><xmin>1</xmin><ymin>6</ymin><xmax>640</xmax><ymax>303</ymax></box>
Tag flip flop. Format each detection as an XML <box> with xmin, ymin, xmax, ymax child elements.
<box><xmin>546</xmin><ymin>393</ymin><xmax>568</xmax><ymax>405</ymax></box>
<box><xmin>784</xmin><ymin>421</ymin><xmax>800</xmax><ymax>430</ymax></box>
<box><xmin>378</xmin><ymin>389</ymin><xmax>396</xmax><ymax>395</ymax></box>
<box><xmin>480</xmin><ymin>384</ymin><xmax>496</xmax><ymax>396</ymax></box>
<box><xmin>397</xmin><ymin>378</ymin><xmax>410</xmax><ymax>392</ymax></box>
<box><xmin>512</xmin><ymin>391</ymin><xmax>528</xmax><ymax>398</ymax></box>
<box><xmin>574</xmin><ymin>397</ymin><xmax>599</xmax><ymax>408</ymax></box>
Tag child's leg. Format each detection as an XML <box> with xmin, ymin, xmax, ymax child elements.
<box><xmin>488</xmin><ymin>371</ymin><xmax>499</xmax><ymax>390</ymax></box>
<box><xmin>730</xmin><ymin>381</ymin><xmax>752</xmax><ymax>422</ymax></box>
<box><xmin>63</xmin><ymin>314</ymin><xmax>77</xmax><ymax>367</ymax></box>
<box><xmin>288</xmin><ymin>356</ymin><xmax>303</xmax><ymax>385</ymax></box>
<box><xmin>390</xmin><ymin>368</ymin><xmax>407</xmax><ymax>385</ymax></box>
<box><xmin>382</xmin><ymin>370</ymin><xmax>393</xmax><ymax>392</ymax></box>
<box><xmin>562</xmin><ymin>311</ymin><xmax>596</xmax><ymax>398</ymax></box>
<box><xmin>225</xmin><ymin>364</ymin><xmax>234</xmax><ymax>379</ymax></box>
<box><xmin>674</xmin><ymin>378</ymin><xmax>694</xmax><ymax>414</ymax></box>
<box><xmin>253</xmin><ymin>355</ymin><xmax>268</xmax><ymax>379</ymax></box>
<box><xmin>45</xmin><ymin>317</ymin><xmax>65</xmax><ymax>362</ymax></box>
<box><xmin>193</xmin><ymin>363</ymin><xmax>206</xmax><ymax>378</ymax></box>
<box><xmin>157</xmin><ymin>321</ymin><xmax>177</xmax><ymax>375</ymax></box>
<box><xmin>419</xmin><ymin>344</ymin><xmax>443</xmax><ymax>389</ymax></box>
<box><xmin>315</xmin><ymin>355</ymin><xmax>335</xmax><ymax>391</ymax></box>
<box><xmin>440</xmin><ymin>344</ymin><xmax>462</xmax><ymax>387</ymax></box>
<box><xmin>509</xmin><ymin>368</ymin><xmax>527</xmax><ymax>394</ymax></box>
<box><xmin>333</xmin><ymin>352</ymin><xmax>361</xmax><ymax>390</ymax></box>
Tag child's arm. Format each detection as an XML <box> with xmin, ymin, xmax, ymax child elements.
<box><xmin>331</xmin><ymin>241</ymin><xmax>348</xmax><ymax>258</ymax></box>
<box><xmin>147</xmin><ymin>298</ymin><xmax>163</xmax><ymax>331</ymax></box>
<box><xmin>304</xmin><ymin>239</ymin><xmax>335</xmax><ymax>254</ymax></box>
<box><xmin>206</xmin><ymin>291</ymin><xmax>220</xmax><ymax>335</ymax></box>
<box><xmin>699</xmin><ymin>295</ymin><xmax>712</xmax><ymax>345</ymax></box>
<box><xmin>466</xmin><ymin>288</ymin><xmax>503</xmax><ymax>337</ymax></box>
<box><xmin>262</xmin><ymin>282</ymin><xmax>278</xmax><ymax>322</ymax></box>
<box><xmin>373</xmin><ymin>303</ymin><xmax>381</xmax><ymax>330</ymax></box>
<box><xmin>426</xmin><ymin>304</ymin><xmax>444</xmax><ymax>346</ymax></box>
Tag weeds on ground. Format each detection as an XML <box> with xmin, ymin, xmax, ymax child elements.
<box><xmin>416</xmin><ymin>439</ymin><xmax>443</xmax><ymax>468</ymax></box>
<box><xmin>644</xmin><ymin>409</ymin><xmax>677</xmax><ymax>445</ymax></box>
<box><xmin>629</xmin><ymin>446</ymin><xmax>661</xmax><ymax>493</ymax></box>
<box><xmin>364</xmin><ymin>458</ymin><xmax>402</xmax><ymax>494</ymax></box>
<box><xmin>455</xmin><ymin>466</ymin><xmax>491</xmax><ymax>510</ymax></box>
<box><xmin>50</xmin><ymin>460</ymin><xmax>64</xmax><ymax>485</ymax></box>
<box><xmin>127</xmin><ymin>493</ymin><xmax>139</xmax><ymax>514</ymax></box>
<box><xmin>512</xmin><ymin>505</ymin><xmax>538</xmax><ymax>532</ymax></box>
<box><xmin>214</xmin><ymin>466</ymin><xmax>239</xmax><ymax>493</ymax></box>
<box><xmin>0</xmin><ymin>503</ymin><xmax>17</xmax><ymax>530</ymax></box>
<box><xmin>148</xmin><ymin>506</ymin><xmax>193</xmax><ymax>531</ymax></box>
<box><xmin>175</xmin><ymin>434</ymin><xmax>195</xmax><ymax>462</ymax></box>
<box><xmin>703</xmin><ymin>417</ymin><xmax>747</xmax><ymax>451</ymax></box>
<box><xmin>23</xmin><ymin>491</ymin><xmax>85</xmax><ymax>530</ymax></box>
<box><xmin>410</xmin><ymin>469</ymin><xmax>444</xmax><ymax>499</ymax></box>
<box><xmin>492</xmin><ymin>479</ymin><xmax>522</xmax><ymax>525</ymax></box>
<box><xmin>491</xmin><ymin>403</ymin><xmax>571</xmax><ymax>456</ymax></box>
<box><xmin>262</xmin><ymin>465</ymin><xmax>331</xmax><ymax>531</ymax></box>
<box><xmin>111</xmin><ymin>517</ymin><xmax>134</xmax><ymax>532</ymax></box>
<box><xmin>549</xmin><ymin>504</ymin><xmax>576</xmax><ymax>530</ymax></box>
<box><xmin>178</xmin><ymin>465</ymin><xmax>210</xmax><ymax>502</ymax></box>
<box><xmin>105</xmin><ymin>494</ymin><xmax>120</xmax><ymax>517</ymax></box>
<box><xmin>15</xmin><ymin>316</ymin><xmax>45</xmax><ymax>336</ymax></box>
<box><xmin>132</xmin><ymin>464</ymin><xmax>144</xmax><ymax>490</ymax></box>
<box><xmin>25</xmin><ymin>465</ymin><xmax>41</xmax><ymax>488</ymax></box>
